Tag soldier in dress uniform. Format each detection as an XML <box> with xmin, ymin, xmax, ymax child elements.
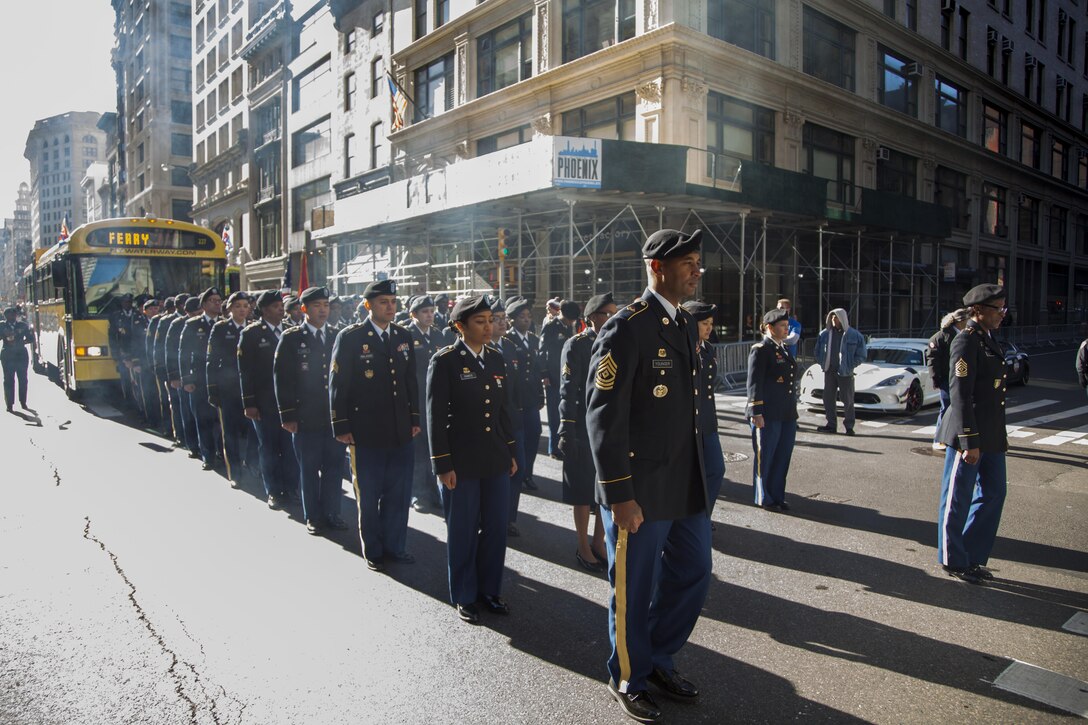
<box><xmin>432</xmin><ymin>293</ymin><xmax>450</xmax><ymax>329</ymax></box>
<box><xmin>406</xmin><ymin>295</ymin><xmax>448</xmax><ymax>513</ymax></box>
<box><xmin>683</xmin><ymin>300</ymin><xmax>725</xmax><ymax>515</ymax></box>
<box><xmin>488</xmin><ymin>298</ymin><xmax>528</xmax><ymax>537</ymax></box>
<box><xmin>1</xmin><ymin>306</ymin><xmax>35</xmax><ymax>412</ymax></box>
<box><xmin>935</xmin><ymin>284</ymin><xmax>1010</xmax><ymax>585</ymax></box>
<box><xmin>207</xmin><ymin>292</ymin><xmax>252</xmax><ymax>486</ymax></box>
<box><xmin>240</xmin><ymin>290</ymin><xmax>299</xmax><ymax>509</ymax></box>
<box><xmin>131</xmin><ymin>298</ymin><xmax>162</xmax><ymax>428</ymax></box>
<box><xmin>505</xmin><ymin>299</ymin><xmax>544</xmax><ymax>491</ymax></box>
<box><xmin>586</xmin><ymin>229</ymin><xmax>710</xmax><ymax>723</ymax></box>
<box><xmin>746</xmin><ymin>308</ymin><xmax>799</xmax><ymax>512</ymax></box>
<box><xmin>327</xmin><ymin>295</ymin><xmax>345</xmax><ymax>336</ymax></box>
<box><xmin>557</xmin><ymin>292</ymin><xmax>616</xmax><ymax>573</ymax></box>
<box><xmin>180</xmin><ymin>288</ymin><xmax>224</xmax><ymax>471</ymax></box>
<box><xmin>284</xmin><ymin>295</ymin><xmax>303</xmax><ymax>327</ymax></box>
<box><xmin>540</xmin><ymin>300</ymin><xmax>578</xmax><ymax>458</ymax></box>
<box><xmin>331</xmin><ymin>279</ymin><xmax>420</xmax><ymax>570</ymax></box>
<box><xmin>926</xmin><ymin>308</ymin><xmax>969</xmax><ymax>450</ymax></box>
<box><xmin>274</xmin><ymin>286</ymin><xmax>347</xmax><ymax>535</ymax></box>
<box><xmin>167</xmin><ymin>297</ymin><xmax>202</xmax><ymax>458</ymax></box>
<box><xmin>426</xmin><ymin>295</ymin><xmax>518</xmax><ymax>624</ymax></box>
<box><xmin>108</xmin><ymin>294</ymin><xmax>138</xmax><ymax>406</ymax></box>
<box><xmin>154</xmin><ymin>295</ymin><xmax>184</xmax><ymax>442</ymax></box>
<box><xmin>146</xmin><ymin>296</ymin><xmax>174</xmax><ymax>433</ymax></box>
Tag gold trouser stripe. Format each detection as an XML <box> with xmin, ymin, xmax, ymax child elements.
<box><xmin>217</xmin><ymin>408</ymin><xmax>232</xmax><ymax>481</ymax></box>
<box><xmin>615</xmin><ymin>527</ymin><xmax>631</xmax><ymax>689</ymax></box>
<box><xmin>349</xmin><ymin>445</ymin><xmax>364</xmax><ymax>538</ymax></box>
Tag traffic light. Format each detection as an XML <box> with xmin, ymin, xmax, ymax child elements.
<box><xmin>498</xmin><ymin>228</ymin><xmax>510</xmax><ymax>257</ymax></box>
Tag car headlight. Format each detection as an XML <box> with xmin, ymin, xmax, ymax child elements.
<box><xmin>875</xmin><ymin>375</ymin><xmax>904</xmax><ymax>387</ymax></box>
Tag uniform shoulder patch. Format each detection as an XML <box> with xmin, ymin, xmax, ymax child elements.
<box><xmin>594</xmin><ymin>351</ymin><xmax>618</xmax><ymax>391</ymax></box>
<box><xmin>751</xmin><ymin>342</ymin><xmax>764</xmax><ymax>350</ymax></box>
<box><xmin>435</xmin><ymin>345</ymin><xmax>457</xmax><ymax>357</ymax></box>
<box><xmin>954</xmin><ymin>358</ymin><xmax>968</xmax><ymax>377</ymax></box>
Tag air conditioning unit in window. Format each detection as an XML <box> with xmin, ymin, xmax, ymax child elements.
<box><xmin>876</xmin><ymin>146</ymin><xmax>891</xmax><ymax>162</ymax></box>
<box><xmin>941</xmin><ymin>0</ymin><xmax>956</xmax><ymax>13</ymax></box>
<box><xmin>1058</xmin><ymin>8</ymin><xmax>1068</xmax><ymax>24</ymax></box>
<box><xmin>1057</xmin><ymin>76</ymin><xmax>1069</xmax><ymax>89</ymax></box>
<box><xmin>1077</xmin><ymin>148</ymin><xmax>1088</xmax><ymax>159</ymax></box>
<box><xmin>906</xmin><ymin>62</ymin><xmax>924</xmax><ymax>77</ymax></box>
<box><xmin>1018</xmin><ymin>193</ymin><xmax>1029</xmax><ymax>205</ymax></box>
<box><xmin>1025</xmin><ymin>54</ymin><xmax>1038</xmax><ymax>68</ymax></box>
<box><xmin>987</xmin><ymin>27</ymin><xmax>998</xmax><ymax>44</ymax></box>
<box><xmin>1001</xmin><ymin>38</ymin><xmax>1014</xmax><ymax>53</ymax></box>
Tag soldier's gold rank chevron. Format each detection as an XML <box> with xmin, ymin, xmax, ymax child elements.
<box><xmin>595</xmin><ymin>352</ymin><xmax>618</xmax><ymax>390</ymax></box>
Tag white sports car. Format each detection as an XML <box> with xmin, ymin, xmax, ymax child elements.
<box><xmin>799</xmin><ymin>338</ymin><xmax>941</xmax><ymax>415</ymax></box>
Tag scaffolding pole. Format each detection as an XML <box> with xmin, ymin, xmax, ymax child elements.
<box><xmin>738</xmin><ymin>212</ymin><xmax>747</xmax><ymax>341</ymax></box>
<box><xmin>567</xmin><ymin>199</ymin><xmax>576</xmax><ymax>299</ymax></box>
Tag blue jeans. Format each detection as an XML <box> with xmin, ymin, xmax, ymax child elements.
<box><xmin>601</xmin><ymin>507</ymin><xmax>711</xmax><ymax>693</ymax></box>
<box><xmin>750</xmin><ymin>419</ymin><xmax>797</xmax><ymax>506</ymax></box>
<box><xmin>934</xmin><ymin>387</ymin><xmax>951</xmax><ymax>442</ymax></box>
<box><xmin>349</xmin><ymin>442</ymin><xmax>414</xmax><ymax>561</ymax></box>
<box><xmin>938</xmin><ymin>448</ymin><xmax>1007</xmax><ymax>570</ymax></box>
<box><xmin>441</xmin><ymin>471</ymin><xmax>510</xmax><ymax>605</ymax></box>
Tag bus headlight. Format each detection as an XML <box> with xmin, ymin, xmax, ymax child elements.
<box><xmin>75</xmin><ymin>346</ymin><xmax>107</xmax><ymax>357</ymax></box>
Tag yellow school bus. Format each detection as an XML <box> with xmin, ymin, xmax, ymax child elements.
<box><xmin>24</xmin><ymin>218</ymin><xmax>226</xmax><ymax>399</ymax></box>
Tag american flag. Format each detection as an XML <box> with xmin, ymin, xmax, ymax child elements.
<box><xmin>59</xmin><ymin>213</ymin><xmax>70</xmax><ymax>242</ymax></box>
<box><xmin>388</xmin><ymin>75</ymin><xmax>410</xmax><ymax>133</ymax></box>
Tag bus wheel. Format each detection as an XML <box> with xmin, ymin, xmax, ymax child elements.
<box><xmin>60</xmin><ymin>342</ymin><xmax>80</xmax><ymax>402</ymax></box>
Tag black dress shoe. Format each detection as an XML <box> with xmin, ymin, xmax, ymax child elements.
<box><xmin>457</xmin><ymin>603</ymin><xmax>479</xmax><ymax>623</ymax></box>
<box><xmin>325</xmin><ymin>515</ymin><xmax>349</xmax><ymax>530</ymax></box>
<box><xmin>507</xmin><ymin>523</ymin><xmax>520</xmax><ymax>537</ymax></box>
<box><xmin>607</xmin><ymin>680</ymin><xmax>661</xmax><ymax>723</ymax></box>
<box><xmin>388</xmin><ymin>551</ymin><xmax>415</xmax><ymax>564</ymax></box>
<box><xmin>968</xmin><ymin>564</ymin><xmax>995</xmax><ymax>580</ymax></box>
<box><xmin>648</xmin><ymin>667</ymin><xmax>699</xmax><ymax>698</ymax></box>
<box><xmin>844</xmin><ymin>428</ymin><xmax>856</xmax><ymax>436</ymax></box>
<box><xmin>201</xmin><ymin>461</ymin><xmax>214</xmax><ymax>471</ymax></box>
<box><xmin>305</xmin><ymin>519</ymin><xmax>322</xmax><ymax>536</ymax></box>
<box><xmin>777</xmin><ymin>501</ymin><xmax>791</xmax><ymax>512</ymax></box>
<box><xmin>267</xmin><ymin>494</ymin><xmax>281</xmax><ymax>510</ymax></box>
<box><xmin>523</xmin><ymin>476</ymin><xmax>539</xmax><ymax>491</ymax></box>
<box><xmin>576</xmin><ymin>550</ymin><xmax>605</xmax><ymax>573</ymax></box>
<box><xmin>365</xmin><ymin>558</ymin><xmax>386</xmax><ymax>572</ymax></box>
<box><xmin>411</xmin><ymin>498</ymin><xmax>428</xmax><ymax>513</ymax></box>
<box><xmin>480</xmin><ymin>595</ymin><xmax>509</xmax><ymax>614</ymax></box>
<box><xmin>815</xmin><ymin>424</ymin><xmax>836</xmax><ymax>433</ymax></box>
<box><xmin>760</xmin><ymin>502</ymin><xmax>781</xmax><ymax>512</ymax></box>
<box><xmin>943</xmin><ymin>565</ymin><xmax>983</xmax><ymax>584</ymax></box>
<box><xmin>188</xmin><ymin>451</ymin><xmax>200</xmax><ymax>459</ymax></box>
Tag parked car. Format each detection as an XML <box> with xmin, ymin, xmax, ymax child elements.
<box><xmin>999</xmin><ymin>340</ymin><xmax>1030</xmax><ymax>385</ymax></box>
<box><xmin>799</xmin><ymin>338</ymin><xmax>941</xmax><ymax>415</ymax></box>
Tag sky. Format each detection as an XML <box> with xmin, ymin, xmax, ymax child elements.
<box><xmin>0</xmin><ymin>3</ymin><xmax>117</xmax><ymax>216</ymax></box>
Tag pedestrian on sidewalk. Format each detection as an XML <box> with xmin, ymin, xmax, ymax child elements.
<box><xmin>927</xmin><ymin>308</ymin><xmax>969</xmax><ymax>450</ymax></box>
<box><xmin>776</xmin><ymin>298</ymin><xmax>801</xmax><ymax>358</ymax></box>
<box><xmin>746</xmin><ymin>308</ymin><xmax>799</xmax><ymax>512</ymax></box>
<box><xmin>935</xmin><ymin>284</ymin><xmax>1009</xmax><ymax>585</ymax></box>
<box><xmin>813</xmin><ymin>308</ymin><xmax>866</xmax><ymax>435</ymax></box>
<box><xmin>1</xmin><ymin>306</ymin><xmax>34</xmax><ymax>412</ymax></box>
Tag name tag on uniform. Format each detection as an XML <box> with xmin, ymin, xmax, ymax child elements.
<box><xmin>460</xmin><ymin>367</ymin><xmax>476</xmax><ymax>381</ymax></box>
<box><xmin>258</xmin><ymin>339</ymin><xmax>270</xmax><ymax>347</ymax></box>
<box><xmin>652</xmin><ymin>359</ymin><xmax>673</xmax><ymax>369</ymax></box>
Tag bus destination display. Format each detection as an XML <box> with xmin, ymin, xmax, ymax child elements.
<box><xmin>85</xmin><ymin>228</ymin><xmax>217</xmax><ymax>251</ymax></box>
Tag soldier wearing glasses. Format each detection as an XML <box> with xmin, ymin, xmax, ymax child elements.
<box><xmin>935</xmin><ymin>284</ymin><xmax>1010</xmax><ymax>585</ymax></box>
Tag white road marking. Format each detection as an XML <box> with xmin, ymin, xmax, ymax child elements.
<box><xmin>992</xmin><ymin>660</ymin><xmax>1088</xmax><ymax>717</ymax></box>
<box><xmin>1035</xmin><ymin>428</ymin><xmax>1088</xmax><ymax>446</ymax></box>
<box><xmin>1005</xmin><ymin>399</ymin><xmax>1061</xmax><ymax>415</ymax></box>
<box><xmin>1074</xmin><ymin>439</ymin><xmax>1088</xmax><ymax>446</ymax></box>
<box><xmin>1007</xmin><ymin>405</ymin><xmax>1088</xmax><ymax>434</ymax></box>
<box><xmin>1008</xmin><ymin>430</ymin><xmax>1036</xmax><ymax>439</ymax></box>
<box><xmin>1062</xmin><ymin>611</ymin><xmax>1088</xmax><ymax>636</ymax></box>
<box><xmin>860</xmin><ymin>420</ymin><xmax>888</xmax><ymax>428</ymax></box>
<box><xmin>913</xmin><ymin>425</ymin><xmax>937</xmax><ymax>435</ymax></box>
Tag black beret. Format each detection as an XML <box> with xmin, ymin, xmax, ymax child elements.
<box><xmin>199</xmin><ymin>287</ymin><xmax>222</xmax><ymax>305</ymax></box>
<box><xmin>174</xmin><ymin>293</ymin><xmax>189</xmax><ymax>306</ymax></box>
<box><xmin>584</xmin><ymin>292</ymin><xmax>615</xmax><ymax>318</ymax></box>
<box><xmin>225</xmin><ymin>292</ymin><xmax>249</xmax><ymax>307</ymax></box>
<box><xmin>410</xmin><ymin>295</ymin><xmax>435</xmax><ymax>312</ymax></box>
<box><xmin>963</xmin><ymin>283</ymin><xmax>1007</xmax><ymax>307</ymax></box>
<box><xmin>449</xmin><ymin>295</ymin><xmax>491</xmax><ymax>326</ymax></box>
<box><xmin>488</xmin><ymin>296</ymin><xmax>505</xmax><ymax>313</ymax></box>
<box><xmin>434</xmin><ymin>293</ymin><xmax>449</xmax><ymax>305</ymax></box>
<box><xmin>299</xmin><ymin>286</ymin><xmax>330</xmax><ymax>304</ymax></box>
<box><xmin>642</xmin><ymin>228</ymin><xmax>702</xmax><ymax>260</ymax></box>
<box><xmin>505</xmin><ymin>295</ymin><xmax>525</xmax><ymax>308</ymax></box>
<box><xmin>4</xmin><ymin>306</ymin><xmax>16</xmax><ymax>315</ymax></box>
<box><xmin>162</xmin><ymin>298</ymin><xmax>176</xmax><ymax>309</ymax></box>
<box><xmin>142</xmin><ymin>298</ymin><xmax>161</xmax><ymax>310</ymax></box>
<box><xmin>184</xmin><ymin>297</ymin><xmax>202</xmax><ymax>313</ymax></box>
<box><xmin>560</xmin><ymin>300</ymin><xmax>581</xmax><ymax>319</ymax></box>
<box><xmin>762</xmin><ymin>308</ymin><xmax>789</xmax><ymax>326</ymax></box>
<box><xmin>256</xmin><ymin>290</ymin><xmax>282</xmax><ymax>309</ymax></box>
<box><xmin>328</xmin><ymin>294</ymin><xmax>341</xmax><ymax>305</ymax></box>
<box><xmin>681</xmin><ymin>300</ymin><xmax>716</xmax><ymax>321</ymax></box>
<box><xmin>364</xmin><ymin>279</ymin><xmax>398</xmax><ymax>299</ymax></box>
<box><xmin>507</xmin><ymin>299</ymin><xmax>532</xmax><ymax>319</ymax></box>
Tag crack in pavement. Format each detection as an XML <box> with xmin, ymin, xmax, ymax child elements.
<box><xmin>25</xmin><ymin>437</ymin><xmax>61</xmax><ymax>486</ymax></box>
<box><xmin>82</xmin><ymin>517</ymin><xmax>243</xmax><ymax>725</ymax></box>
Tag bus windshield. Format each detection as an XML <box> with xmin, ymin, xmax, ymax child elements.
<box><xmin>74</xmin><ymin>255</ymin><xmax>222</xmax><ymax>318</ymax></box>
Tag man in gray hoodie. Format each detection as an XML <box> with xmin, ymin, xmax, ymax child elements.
<box><xmin>813</xmin><ymin>308</ymin><xmax>867</xmax><ymax>435</ymax></box>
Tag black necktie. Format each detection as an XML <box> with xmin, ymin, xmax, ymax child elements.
<box><xmin>317</xmin><ymin>329</ymin><xmax>324</xmax><ymax>346</ymax></box>
<box><xmin>381</xmin><ymin>330</ymin><xmax>389</xmax><ymax>346</ymax></box>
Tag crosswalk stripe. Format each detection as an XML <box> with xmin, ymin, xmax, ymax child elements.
<box><xmin>860</xmin><ymin>420</ymin><xmax>888</xmax><ymax>428</ymax></box>
<box><xmin>913</xmin><ymin>424</ymin><xmax>936</xmax><ymax>435</ymax></box>
<box><xmin>1005</xmin><ymin>399</ymin><xmax>1061</xmax><ymax>415</ymax></box>
<box><xmin>1036</xmin><ymin>431</ymin><xmax>1088</xmax><ymax>445</ymax></box>
<box><xmin>1007</xmin><ymin>405</ymin><xmax>1088</xmax><ymax>433</ymax></box>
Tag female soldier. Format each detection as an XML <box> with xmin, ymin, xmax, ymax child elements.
<box><xmin>682</xmin><ymin>300</ymin><xmax>724</xmax><ymax>514</ymax></box>
<box><xmin>745</xmin><ymin>308</ymin><xmax>799</xmax><ymax>512</ymax></box>
<box><xmin>427</xmin><ymin>296</ymin><xmax>519</xmax><ymax>623</ymax></box>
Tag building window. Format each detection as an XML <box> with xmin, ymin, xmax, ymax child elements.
<box><xmin>232</xmin><ymin>22</ymin><xmax>243</xmax><ymax>54</ymax></box>
<box><xmin>218</xmin><ymin>36</ymin><xmax>229</xmax><ymax>68</ymax></box>
<box><xmin>136</xmin><ymin>143</ymin><xmax>145</xmax><ymax>164</ymax></box>
<box><xmin>477</xmin><ymin>14</ymin><xmax>533</xmax><ymax>97</ymax></box>
<box><xmin>561</xmin><ymin>92</ymin><xmax>637</xmax><ymax>139</ymax></box>
<box><xmin>986</xmin><ymin>28</ymin><xmax>996</xmax><ymax>77</ymax></box>
<box><xmin>883</xmin><ymin>0</ymin><xmax>895</xmax><ymax>18</ymax></box>
<box><xmin>297</xmin><ymin>10</ymin><xmax>323</xmax><ymax>54</ymax></box>
<box><xmin>170</xmin><ymin>133</ymin><xmax>192</xmax><ymax>157</ymax></box>
<box><xmin>138</xmin><ymin>173</ymin><xmax>146</xmax><ymax>192</ymax></box>
<box><xmin>981</xmin><ymin>101</ymin><xmax>1006</xmax><ymax>155</ymax></box>
<box><xmin>958</xmin><ymin>8</ymin><xmax>969</xmax><ymax>60</ymax></box>
<box><xmin>344</xmin><ymin>134</ymin><xmax>356</xmax><ymax>178</ymax></box>
<box><xmin>344</xmin><ymin>28</ymin><xmax>356</xmax><ymax>54</ymax></box>
<box><xmin>1079</xmin><ymin>153</ymin><xmax>1088</xmax><ymax>190</ymax></box>
<box><xmin>219</xmin><ymin>79</ymin><xmax>230</xmax><ymax>112</ymax></box>
<box><xmin>706</xmin><ymin>92</ymin><xmax>774</xmax><ymax>173</ymax></box>
<box><xmin>170</xmin><ymin>167</ymin><xmax>190</xmax><ymax>187</ymax></box>
<box><xmin>435</xmin><ymin>0</ymin><xmax>449</xmax><ymax>28</ymax></box>
<box><xmin>1055</xmin><ymin>77</ymin><xmax>1071</xmax><ymax>121</ymax></box>
<box><xmin>905</xmin><ymin>0</ymin><xmax>917</xmax><ymax>30</ymax></box>
<box><xmin>934</xmin><ymin>76</ymin><xmax>967</xmax><ymax>137</ymax></box>
<box><xmin>1051</xmin><ymin>138</ymin><xmax>1069</xmax><ymax>181</ymax></box>
<box><xmin>802</xmin><ymin>123</ymin><xmax>855</xmax><ymax>205</ymax></box>
<box><xmin>169</xmin><ymin>34</ymin><xmax>189</xmax><ymax>59</ymax></box>
<box><xmin>707</xmin><ymin>0</ymin><xmax>775</xmax><ymax>59</ymax></box>
<box><xmin>370</xmin><ymin>121</ymin><xmax>387</xmax><ymax>169</ymax></box>
<box><xmin>1049</xmin><ymin>205</ymin><xmax>1068</xmax><ymax>250</ymax></box>
<box><xmin>171</xmin><ymin>100</ymin><xmax>192</xmax><ymax>125</ymax></box>
<box><xmin>292</xmin><ymin>177</ymin><xmax>331</xmax><ymax>232</ymax></box>
<box><xmin>344</xmin><ymin>72</ymin><xmax>356</xmax><ymax>110</ymax></box>
<box><xmin>372</xmin><ymin>12</ymin><xmax>384</xmax><ymax>36</ymax></box>
<box><xmin>1026</xmin><ymin>0</ymin><xmax>1036</xmax><ymax>35</ymax></box>
<box><xmin>876</xmin><ymin>147</ymin><xmax>916</xmax><ymax>198</ymax></box>
<box><xmin>802</xmin><ymin>6</ymin><xmax>855</xmax><ymax>91</ymax></box>
<box><xmin>413</xmin><ymin>53</ymin><xmax>455</xmax><ymax>121</ymax></box>
<box><xmin>371</xmin><ymin>57</ymin><xmax>383</xmax><ymax>98</ymax></box>
<box><xmin>1018</xmin><ymin>194</ymin><xmax>1040</xmax><ymax>244</ymax></box>
<box><xmin>562</xmin><ymin>0</ymin><xmax>637</xmax><ymax>63</ymax></box>
<box><xmin>293</xmin><ymin>57</ymin><xmax>332</xmax><ymax>113</ymax></box>
<box><xmin>940</xmin><ymin>8</ymin><xmax>951</xmax><ymax>51</ymax></box>
<box><xmin>476</xmin><ymin>126</ymin><xmax>532</xmax><ymax>156</ymax></box>
<box><xmin>257</xmin><ymin>208</ymin><xmax>280</xmax><ymax>259</ymax></box>
<box><xmin>414</xmin><ymin>0</ymin><xmax>427</xmax><ymax>40</ymax></box>
<box><xmin>231</xmin><ymin>67</ymin><xmax>243</xmax><ymax>101</ymax></box>
<box><xmin>292</xmin><ymin>116</ymin><xmax>331</xmax><ymax>167</ymax></box>
<box><xmin>878</xmin><ymin>47</ymin><xmax>918</xmax><ymax>117</ymax></box>
<box><xmin>1020</xmin><ymin>122</ymin><xmax>1040</xmax><ymax>168</ymax></box>
<box><xmin>934</xmin><ymin>165</ymin><xmax>968</xmax><ymax>229</ymax></box>
<box><xmin>979</xmin><ymin>182</ymin><xmax>1007</xmax><ymax>237</ymax></box>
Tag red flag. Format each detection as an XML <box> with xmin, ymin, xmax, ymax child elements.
<box><xmin>298</xmin><ymin>253</ymin><xmax>309</xmax><ymax>293</ymax></box>
<box><xmin>59</xmin><ymin>213</ymin><xmax>70</xmax><ymax>242</ymax></box>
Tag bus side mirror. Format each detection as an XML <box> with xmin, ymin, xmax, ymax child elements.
<box><xmin>51</xmin><ymin>260</ymin><xmax>68</xmax><ymax>288</ymax></box>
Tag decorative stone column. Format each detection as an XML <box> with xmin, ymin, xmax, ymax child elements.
<box><xmin>454</xmin><ymin>32</ymin><xmax>469</xmax><ymax>109</ymax></box>
<box><xmin>533</xmin><ymin>0</ymin><xmax>551</xmax><ymax>76</ymax></box>
<box><xmin>781</xmin><ymin>108</ymin><xmax>805</xmax><ymax>172</ymax></box>
<box><xmin>635</xmin><ymin>79</ymin><xmax>663</xmax><ymax>144</ymax></box>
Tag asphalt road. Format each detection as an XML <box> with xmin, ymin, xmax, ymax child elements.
<box><xmin>0</xmin><ymin>342</ymin><xmax>1085</xmax><ymax>724</ymax></box>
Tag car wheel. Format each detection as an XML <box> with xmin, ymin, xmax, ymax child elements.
<box><xmin>1019</xmin><ymin>365</ymin><xmax>1029</xmax><ymax>386</ymax></box>
<box><xmin>904</xmin><ymin>380</ymin><xmax>923</xmax><ymax>415</ymax></box>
